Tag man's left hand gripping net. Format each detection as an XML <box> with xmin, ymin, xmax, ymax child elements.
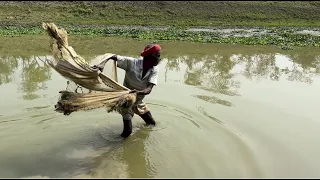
<box><xmin>42</xmin><ymin>22</ymin><xmax>136</xmax><ymax>115</ymax></box>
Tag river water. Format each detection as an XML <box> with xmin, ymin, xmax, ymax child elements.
<box><xmin>0</xmin><ymin>35</ymin><xmax>320</xmax><ymax>178</ymax></box>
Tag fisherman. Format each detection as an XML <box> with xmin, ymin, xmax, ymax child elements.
<box><xmin>106</xmin><ymin>43</ymin><xmax>161</xmax><ymax>138</ymax></box>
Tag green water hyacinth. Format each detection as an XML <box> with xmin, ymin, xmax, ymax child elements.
<box><xmin>0</xmin><ymin>26</ymin><xmax>319</xmax><ymax>50</ymax></box>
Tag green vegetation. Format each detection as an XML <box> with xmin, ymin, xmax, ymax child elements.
<box><xmin>1</xmin><ymin>26</ymin><xmax>319</xmax><ymax>50</ymax></box>
<box><xmin>0</xmin><ymin>1</ymin><xmax>320</xmax><ymax>49</ymax></box>
<box><xmin>1</xmin><ymin>1</ymin><xmax>320</xmax><ymax>27</ymax></box>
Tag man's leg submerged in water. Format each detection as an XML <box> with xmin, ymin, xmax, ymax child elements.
<box><xmin>138</xmin><ymin>111</ymin><xmax>156</xmax><ymax>125</ymax></box>
<box><xmin>135</xmin><ymin>103</ymin><xmax>156</xmax><ymax>125</ymax></box>
<box><xmin>121</xmin><ymin>109</ymin><xmax>156</xmax><ymax>138</ymax></box>
<box><xmin>121</xmin><ymin>111</ymin><xmax>156</xmax><ymax>138</ymax></box>
<box><xmin>121</xmin><ymin>113</ymin><xmax>133</xmax><ymax>138</ymax></box>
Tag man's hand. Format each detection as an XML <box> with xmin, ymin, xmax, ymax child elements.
<box><xmin>108</xmin><ymin>55</ymin><xmax>118</xmax><ymax>61</ymax></box>
<box><xmin>129</xmin><ymin>89</ymin><xmax>146</xmax><ymax>95</ymax></box>
<box><xmin>92</xmin><ymin>65</ymin><xmax>104</xmax><ymax>72</ymax></box>
<box><xmin>129</xmin><ymin>89</ymin><xmax>137</xmax><ymax>94</ymax></box>
<box><xmin>92</xmin><ymin>55</ymin><xmax>117</xmax><ymax>71</ymax></box>
<box><xmin>129</xmin><ymin>89</ymin><xmax>145</xmax><ymax>95</ymax></box>
<box><xmin>129</xmin><ymin>83</ymin><xmax>155</xmax><ymax>95</ymax></box>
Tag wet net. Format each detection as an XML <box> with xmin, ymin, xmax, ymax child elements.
<box><xmin>42</xmin><ymin>22</ymin><xmax>136</xmax><ymax>115</ymax></box>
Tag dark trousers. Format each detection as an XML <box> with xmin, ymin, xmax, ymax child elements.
<box><xmin>121</xmin><ymin>111</ymin><xmax>155</xmax><ymax>138</ymax></box>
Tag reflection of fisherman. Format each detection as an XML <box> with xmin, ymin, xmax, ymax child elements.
<box><xmin>106</xmin><ymin>44</ymin><xmax>161</xmax><ymax>138</ymax></box>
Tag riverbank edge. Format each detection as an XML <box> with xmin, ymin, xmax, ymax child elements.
<box><xmin>1</xmin><ymin>24</ymin><xmax>319</xmax><ymax>50</ymax></box>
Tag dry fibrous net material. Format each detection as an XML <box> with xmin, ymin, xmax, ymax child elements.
<box><xmin>42</xmin><ymin>22</ymin><xmax>136</xmax><ymax>115</ymax></box>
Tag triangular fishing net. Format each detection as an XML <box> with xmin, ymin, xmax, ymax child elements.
<box><xmin>42</xmin><ymin>22</ymin><xmax>136</xmax><ymax>115</ymax></box>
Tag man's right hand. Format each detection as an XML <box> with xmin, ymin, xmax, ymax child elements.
<box><xmin>129</xmin><ymin>89</ymin><xmax>137</xmax><ymax>94</ymax></box>
<box><xmin>108</xmin><ymin>55</ymin><xmax>117</xmax><ymax>61</ymax></box>
<box><xmin>92</xmin><ymin>55</ymin><xmax>117</xmax><ymax>72</ymax></box>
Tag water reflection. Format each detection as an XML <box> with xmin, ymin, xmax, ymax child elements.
<box><xmin>121</xmin><ymin>129</ymin><xmax>153</xmax><ymax>178</ymax></box>
<box><xmin>0</xmin><ymin>56</ymin><xmax>18</xmax><ymax>85</ymax></box>
<box><xmin>91</xmin><ymin>128</ymin><xmax>153</xmax><ymax>178</ymax></box>
<box><xmin>164</xmin><ymin>51</ymin><xmax>320</xmax><ymax>96</ymax></box>
<box><xmin>1</xmin><ymin>48</ymin><xmax>320</xmax><ymax>100</ymax></box>
<box><xmin>193</xmin><ymin>95</ymin><xmax>234</xmax><ymax>107</ymax></box>
<box><xmin>0</xmin><ymin>56</ymin><xmax>51</xmax><ymax>100</ymax></box>
<box><xmin>185</xmin><ymin>54</ymin><xmax>240</xmax><ymax>96</ymax></box>
<box><xmin>234</xmin><ymin>53</ymin><xmax>316</xmax><ymax>84</ymax></box>
<box><xmin>19</xmin><ymin>56</ymin><xmax>51</xmax><ymax>100</ymax></box>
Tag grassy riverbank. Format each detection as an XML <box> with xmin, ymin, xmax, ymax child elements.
<box><xmin>1</xmin><ymin>1</ymin><xmax>320</xmax><ymax>49</ymax></box>
<box><xmin>1</xmin><ymin>1</ymin><xmax>320</xmax><ymax>27</ymax></box>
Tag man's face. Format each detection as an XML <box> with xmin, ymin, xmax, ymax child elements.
<box><xmin>151</xmin><ymin>52</ymin><xmax>161</xmax><ymax>66</ymax></box>
<box><xmin>144</xmin><ymin>52</ymin><xmax>161</xmax><ymax>67</ymax></box>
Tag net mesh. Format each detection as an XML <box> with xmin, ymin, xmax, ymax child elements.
<box><xmin>42</xmin><ymin>22</ymin><xmax>136</xmax><ymax>115</ymax></box>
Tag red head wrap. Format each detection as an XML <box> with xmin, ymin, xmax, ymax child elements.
<box><xmin>140</xmin><ymin>44</ymin><xmax>161</xmax><ymax>57</ymax></box>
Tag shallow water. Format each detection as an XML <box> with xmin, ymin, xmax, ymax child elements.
<box><xmin>1</xmin><ymin>36</ymin><xmax>320</xmax><ymax>178</ymax></box>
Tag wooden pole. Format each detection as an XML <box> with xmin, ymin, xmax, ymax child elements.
<box><xmin>113</xmin><ymin>60</ymin><xmax>118</xmax><ymax>82</ymax></box>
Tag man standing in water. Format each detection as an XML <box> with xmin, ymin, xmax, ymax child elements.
<box><xmin>106</xmin><ymin>43</ymin><xmax>161</xmax><ymax>138</ymax></box>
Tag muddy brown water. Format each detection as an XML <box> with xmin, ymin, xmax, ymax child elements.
<box><xmin>0</xmin><ymin>35</ymin><xmax>320</xmax><ymax>178</ymax></box>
